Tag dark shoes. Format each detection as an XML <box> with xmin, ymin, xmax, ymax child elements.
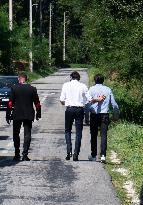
<box><xmin>66</xmin><ymin>154</ymin><xmax>70</xmax><ymax>160</ymax></box>
<box><xmin>65</xmin><ymin>152</ymin><xmax>72</xmax><ymax>160</ymax></box>
<box><xmin>22</xmin><ymin>156</ymin><xmax>30</xmax><ymax>161</ymax></box>
<box><xmin>66</xmin><ymin>153</ymin><xmax>78</xmax><ymax>161</ymax></box>
<box><xmin>73</xmin><ymin>153</ymin><xmax>78</xmax><ymax>161</ymax></box>
<box><xmin>13</xmin><ymin>155</ymin><xmax>21</xmax><ymax>161</ymax></box>
<box><xmin>13</xmin><ymin>156</ymin><xmax>30</xmax><ymax>161</ymax></box>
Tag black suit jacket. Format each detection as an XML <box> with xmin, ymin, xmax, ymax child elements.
<box><xmin>7</xmin><ymin>83</ymin><xmax>41</xmax><ymax>121</ymax></box>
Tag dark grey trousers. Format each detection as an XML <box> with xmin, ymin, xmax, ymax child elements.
<box><xmin>13</xmin><ymin>120</ymin><xmax>32</xmax><ymax>156</ymax></box>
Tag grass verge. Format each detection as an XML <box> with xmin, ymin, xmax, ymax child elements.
<box><xmin>24</xmin><ymin>66</ymin><xmax>57</xmax><ymax>83</ymax></box>
<box><xmin>70</xmin><ymin>64</ymin><xmax>93</xmax><ymax>68</ymax></box>
<box><xmin>107</xmin><ymin>122</ymin><xmax>143</xmax><ymax>204</ymax></box>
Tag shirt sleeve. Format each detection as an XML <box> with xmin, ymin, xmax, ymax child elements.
<box><xmin>33</xmin><ymin>87</ymin><xmax>41</xmax><ymax>118</ymax></box>
<box><xmin>60</xmin><ymin>84</ymin><xmax>66</xmax><ymax>102</ymax></box>
<box><xmin>8</xmin><ymin>87</ymin><xmax>15</xmax><ymax>109</ymax></box>
<box><xmin>88</xmin><ymin>87</ymin><xmax>92</xmax><ymax>97</ymax></box>
<box><xmin>33</xmin><ymin>87</ymin><xmax>41</xmax><ymax>109</ymax></box>
<box><xmin>110</xmin><ymin>89</ymin><xmax>119</xmax><ymax>111</ymax></box>
<box><xmin>84</xmin><ymin>85</ymin><xmax>92</xmax><ymax>102</ymax></box>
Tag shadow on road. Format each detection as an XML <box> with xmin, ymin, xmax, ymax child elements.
<box><xmin>0</xmin><ymin>156</ymin><xmax>20</xmax><ymax>167</ymax></box>
<box><xmin>0</xmin><ymin>135</ymin><xmax>9</xmax><ymax>140</ymax></box>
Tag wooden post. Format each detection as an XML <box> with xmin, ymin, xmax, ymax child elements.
<box><xmin>29</xmin><ymin>0</ymin><xmax>33</xmax><ymax>72</ymax></box>
<box><xmin>63</xmin><ymin>12</ymin><xmax>66</xmax><ymax>61</ymax></box>
<box><xmin>49</xmin><ymin>3</ymin><xmax>52</xmax><ymax>62</ymax></box>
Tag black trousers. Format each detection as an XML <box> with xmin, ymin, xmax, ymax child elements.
<box><xmin>65</xmin><ymin>107</ymin><xmax>84</xmax><ymax>155</ymax></box>
<box><xmin>90</xmin><ymin>113</ymin><xmax>109</xmax><ymax>157</ymax></box>
<box><xmin>84</xmin><ymin>103</ymin><xmax>90</xmax><ymax>125</ymax></box>
<box><xmin>13</xmin><ymin>120</ymin><xmax>32</xmax><ymax>156</ymax></box>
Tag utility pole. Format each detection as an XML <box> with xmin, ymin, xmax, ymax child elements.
<box><xmin>29</xmin><ymin>0</ymin><xmax>33</xmax><ymax>72</ymax></box>
<box><xmin>63</xmin><ymin>11</ymin><xmax>66</xmax><ymax>61</ymax></box>
<box><xmin>49</xmin><ymin>3</ymin><xmax>52</xmax><ymax>62</ymax></box>
<box><xmin>9</xmin><ymin>0</ymin><xmax>13</xmax><ymax>31</ymax></box>
<box><xmin>9</xmin><ymin>0</ymin><xmax>13</xmax><ymax>73</ymax></box>
<box><xmin>40</xmin><ymin>0</ymin><xmax>42</xmax><ymax>39</ymax></box>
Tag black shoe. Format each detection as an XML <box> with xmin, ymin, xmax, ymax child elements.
<box><xmin>13</xmin><ymin>155</ymin><xmax>21</xmax><ymax>161</ymax></box>
<box><xmin>66</xmin><ymin>152</ymin><xmax>72</xmax><ymax>160</ymax></box>
<box><xmin>73</xmin><ymin>153</ymin><xmax>78</xmax><ymax>161</ymax></box>
<box><xmin>66</xmin><ymin>154</ymin><xmax>70</xmax><ymax>160</ymax></box>
<box><xmin>22</xmin><ymin>156</ymin><xmax>30</xmax><ymax>161</ymax></box>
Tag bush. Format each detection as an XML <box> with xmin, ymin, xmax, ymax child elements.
<box><xmin>0</xmin><ymin>8</ymin><xmax>11</xmax><ymax>74</ymax></box>
<box><xmin>108</xmin><ymin>122</ymin><xmax>143</xmax><ymax>194</ymax></box>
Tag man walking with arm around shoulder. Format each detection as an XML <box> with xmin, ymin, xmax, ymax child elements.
<box><xmin>60</xmin><ymin>71</ymin><xmax>105</xmax><ymax>161</ymax></box>
<box><xmin>6</xmin><ymin>72</ymin><xmax>41</xmax><ymax>161</ymax></box>
<box><xmin>88</xmin><ymin>74</ymin><xmax>119</xmax><ymax>163</ymax></box>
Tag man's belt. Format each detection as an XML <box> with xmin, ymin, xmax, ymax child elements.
<box><xmin>67</xmin><ymin>106</ymin><xmax>84</xmax><ymax>108</ymax></box>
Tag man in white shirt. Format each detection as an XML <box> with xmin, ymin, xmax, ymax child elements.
<box><xmin>60</xmin><ymin>71</ymin><xmax>105</xmax><ymax>161</ymax></box>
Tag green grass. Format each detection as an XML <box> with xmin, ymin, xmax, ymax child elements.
<box><xmin>24</xmin><ymin>66</ymin><xmax>57</xmax><ymax>83</ymax></box>
<box><xmin>106</xmin><ymin>168</ymin><xmax>131</xmax><ymax>205</ymax></box>
<box><xmin>26</xmin><ymin>71</ymin><xmax>42</xmax><ymax>83</ymax></box>
<box><xmin>70</xmin><ymin>64</ymin><xmax>93</xmax><ymax>69</ymax></box>
<box><xmin>107</xmin><ymin>122</ymin><xmax>143</xmax><ymax>193</ymax></box>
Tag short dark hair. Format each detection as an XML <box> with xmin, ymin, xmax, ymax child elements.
<box><xmin>18</xmin><ymin>72</ymin><xmax>28</xmax><ymax>81</ymax></box>
<box><xmin>94</xmin><ymin>74</ymin><xmax>104</xmax><ymax>84</ymax></box>
<box><xmin>70</xmin><ymin>71</ymin><xmax>80</xmax><ymax>81</ymax></box>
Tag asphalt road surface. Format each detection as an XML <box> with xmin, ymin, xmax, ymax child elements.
<box><xmin>0</xmin><ymin>68</ymin><xmax>121</xmax><ymax>205</ymax></box>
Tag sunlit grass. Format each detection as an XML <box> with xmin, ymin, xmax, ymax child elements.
<box><xmin>107</xmin><ymin>122</ymin><xmax>143</xmax><ymax>194</ymax></box>
<box><xmin>25</xmin><ymin>66</ymin><xmax>57</xmax><ymax>83</ymax></box>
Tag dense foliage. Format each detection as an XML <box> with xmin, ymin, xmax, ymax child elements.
<box><xmin>59</xmin><ymin>0</ymin><xmax>143</xmax><ymax>124</ymax></box>
<box><xmin>0</xmin><ymin>1</ymin><xmax>143</xmax><ymax>202</ymax></box>
<box><xmin>59</xmin><ymin>0</ymin><xmax>143</xmax><ymax>79</ymax></box>
<box><xmin>1</xmin><ymin>0</ymin><xmax>143</xmax><ymax>76</ymax></box>
<box><xmin>0</xmin><ymin>0</ymin><xmax>142</xmax><ymax>122</ymax></box>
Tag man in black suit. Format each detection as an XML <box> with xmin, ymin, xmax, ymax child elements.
<box><xmin>6</xmin><ymin>72</ymin><xmax>41</xmax><ymax>161</ymax></box>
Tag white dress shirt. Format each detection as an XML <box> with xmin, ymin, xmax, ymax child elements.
<box><xmin>60</xmin><ymin>79</ymin><xmax>92</xmax><ymax>107</ymax></box>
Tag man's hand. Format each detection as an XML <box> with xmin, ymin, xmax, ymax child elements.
<box><xmin>60</xmin><ymin>101</ymin><xmax>65</xmax><ymax>105</ymax></box>
<box><xmin>6</xmin><ymin>110</ymin><xmax>12</xmax><ymax>125</ymax></box>
<box><xmin>97</xmin><ymin>95</ymin><xmax>106</xmax><ymax>102</ymax></box>
<box><xmin>36</xmin><ymin>116</ymin><xmax>40</xmax><ymax>121</ymax></box>
<box><xmin>92</xmin><ymin>95</ymin><xmax>106</xmax><ymax>104</ymax></box>
<box><xmin>36</xmin><ymin>112</ymin><xmax>41</xmax><ymax>121</ymax></box>
<box><xmin>6</xmin><ymin>118</ymin><xmax>11</xmax><ymax>125</ymax></box>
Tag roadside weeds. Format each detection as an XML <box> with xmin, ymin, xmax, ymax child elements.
<box><xmin>107</xmin><ymin>150</ymin><xmax>140</xmax><ymax>205</ymax></box>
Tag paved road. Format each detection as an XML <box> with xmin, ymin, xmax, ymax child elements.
<box><xmin>0</xmin><ymin>68</ymin><xmax>121</xmax><ymax>205</ymax></box>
